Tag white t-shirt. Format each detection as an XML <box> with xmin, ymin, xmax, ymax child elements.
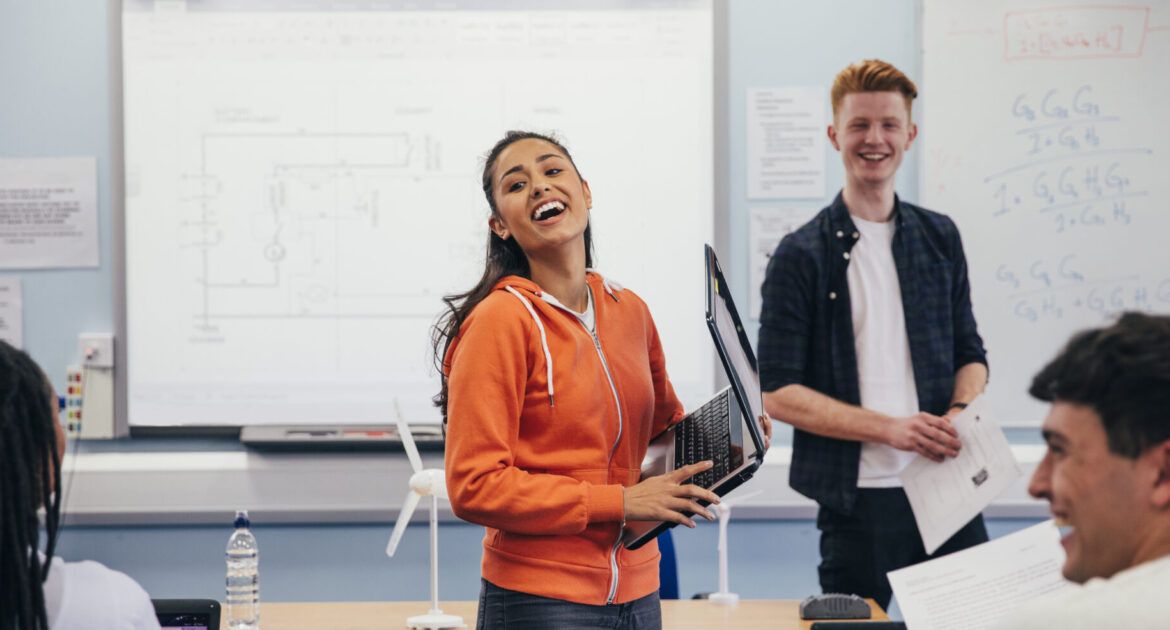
<box><xmin>995</xmin><ymin>554</ymin><xmax>1170</xmax><ymax>630</ymax></box>
<box><xmin>540</xmin><ymin>286</ymin><xmax>595</xmax><ymax>333</ymax></box>
<box><xmin>43</xmin><ymin>556</ymin><xmax>161</xmax><ymax>630</ymax></box>
<box><xmin>847</xmin><ymin>215</ymin><xmax>920</xmax><ymax>488</ymax></box>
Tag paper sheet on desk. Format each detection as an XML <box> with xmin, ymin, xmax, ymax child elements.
<box><xmin>888</xmin><ymin>520</ymin><xmax>1070</xmax><ymax>630</ymax></box>
<box><xmin>899</xmin><ymin>395</ymin><xmax>1021</xmax><ymax>554</ymax></box>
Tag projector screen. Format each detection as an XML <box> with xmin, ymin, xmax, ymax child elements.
<box><xmin>123</xmin><ymin>0</ymin><xmax>714</xmax><ymax>427</ymax></box>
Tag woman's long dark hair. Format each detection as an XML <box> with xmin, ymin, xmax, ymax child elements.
<box><xmin>0</xmin><ymin>341</ymin><xmax>62</xmax><ymax>630</ymax></box>
<box><xmin>432</xmin><ymin>131</ymin><xmax>595</xmax><ymax>419</ymax></box>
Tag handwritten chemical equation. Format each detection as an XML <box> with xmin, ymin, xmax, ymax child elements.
<box><xmin>1004</xmin><ymin>6</ymin><xmax>1150</xmax><ymax>61</ymax></box>
<box><xmin>1010</xmin><ymin>281</ymin><xmax>1168</xmax><ymax>323</ymax></box>
<box><xmin>1010</xmin><ymin>85</ymin><xmax>1099</xmax><ymax>124</ymax></box>
<box><xmin>995</xmin><ymin>256</ymin><xmax>1169</xmax><ymax>323</ymax></box>
<box><xmin>983</xmin><ymin>85</ymin><xmax>1150</xmax><ymax>235</ymax></box>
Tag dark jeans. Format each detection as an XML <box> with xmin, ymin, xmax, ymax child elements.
<box><xmin>477</xmin><ymin>579</ymin><xmax>662</xmax><ymax>630</ymax></box>
<box><xmin>816</xmin><ymin>487</ymin><xmax>989</xmax><ymax>610</ymax></box>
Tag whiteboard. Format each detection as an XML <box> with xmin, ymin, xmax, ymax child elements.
<box><xmin>123</xmin><ymin>0</ymin><xmax>713</xmax><ymax>427</ymax></box>
<box><xmin>922</xmin><ymin>0</ymin><xmax>1170</xmax><ymax>425</ymax></box>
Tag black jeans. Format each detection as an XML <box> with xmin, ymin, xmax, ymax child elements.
<box><xmin>477</xmin><ymin>579</ymin><xmax>662</xmax><ymax>630</ymax></box>
<box><xmin>816</xmin><ymin>487</ymin><xmax>989</xmax><ymax>610</ymax></box>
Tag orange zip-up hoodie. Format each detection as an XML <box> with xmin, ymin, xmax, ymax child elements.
<box><xmin>444</xmin><ymin>272</ymin><xmax>685</xmax><ymax>606</ymax></box>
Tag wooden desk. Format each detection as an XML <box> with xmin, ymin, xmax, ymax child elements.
<box><xmin>228</xmin><ymin>599</ymin><xmax>888</xmax><ymax>629</ymax></box>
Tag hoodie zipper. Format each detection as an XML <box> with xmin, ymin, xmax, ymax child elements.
<box><xmin>575</xmin><ymin>314</ymin><xmax>625</xmax><ymax>605</ymax></box>
<box><xmin>538</xmin><ymin>282</ymin><xmax>625</xmax><ymax>604</ymax></box>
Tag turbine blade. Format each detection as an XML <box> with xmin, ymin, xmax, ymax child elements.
<box><xmin>396</xmin><ymin>414</ymin><xmax>424</xmax><ymax>474</ymax></box>
<box><xmin>386</xmin><ymin>490</ymin><xmax>421</xmax><ymax>557</ymax></box>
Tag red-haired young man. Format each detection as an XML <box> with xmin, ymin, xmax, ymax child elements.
<box><xmin>757</xmin><ymin>59</ymin><xmax>990</xmax><ymax>609</ymax></box>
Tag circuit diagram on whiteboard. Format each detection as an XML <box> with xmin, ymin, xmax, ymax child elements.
<box><xmin>176</xmin><ymin>132</ymin><xmax>450</xmax><ymax>331</ymax></box>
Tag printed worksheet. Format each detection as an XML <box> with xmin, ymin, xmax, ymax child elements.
<box><xmin>900</xmin><ymin>395</ymin><xmax>1021</xmax><ymax>553</ymax></box>
<box><xmin>889</xmin><ymin>520</ymin><xmax>1070</xmax><ymax>630</ymax></box>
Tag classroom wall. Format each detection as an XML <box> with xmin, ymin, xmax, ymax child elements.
<box><xmin>725</xmin><ymin>0</ymin><xmax>922</xmax><ymax>343</ymax></box>
<box><xmin>0</xmin><ymin>0</ymin><xmax>117</xmax><ymax>390</ymax></box>
<box><xmin>4</xmin><ymin>0</ymin><xmax>1047</xmax><ymax>607</ymax></box>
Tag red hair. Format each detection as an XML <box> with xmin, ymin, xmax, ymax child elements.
<box><xmin>831</xmin><ymin>59</ymin><xmax>918</xmax><ymax>118</ymax></box>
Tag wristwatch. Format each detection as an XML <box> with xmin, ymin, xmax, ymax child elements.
<box><xmin>948</xmin><ymin>402</ymin><xmax>968</xmax><ymax>411</ymax></box>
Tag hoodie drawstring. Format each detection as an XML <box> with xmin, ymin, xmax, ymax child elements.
<box><xmin>504</xmin><ymin>286</ymin><xmax>555</xmax><ymax>407</ymax></box>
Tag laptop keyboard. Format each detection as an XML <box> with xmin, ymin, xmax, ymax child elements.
<box><xmin>674</xmin><ymin>391</ymin><xmax>732</xmax><ymax>489</ymax></box>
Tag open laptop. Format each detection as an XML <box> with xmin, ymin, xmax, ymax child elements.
<box><xmin>622</xmin><ymin>244</ymin><xmax>769</xmax><ymax>550</ymax></box>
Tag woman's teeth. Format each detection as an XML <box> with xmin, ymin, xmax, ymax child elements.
<box><xmin>533</xmin><ymin>200</ymin><xmax>566</xmax><ymax>221</ymax></box>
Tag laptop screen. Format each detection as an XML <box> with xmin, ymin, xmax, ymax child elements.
<box><xmin>707</xmin><ymin>245</ymin><xmax>764</xmax><ymax>443</ymax></box>
<box><xmin>712</xmin><ymin>288</ymin><xmax>763</xmax><ymax>425</ymax></box>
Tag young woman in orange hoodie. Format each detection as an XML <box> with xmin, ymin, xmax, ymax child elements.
<box><xmin>435</xmin><ymin>131</ymin><xmax>741</xmax><ymax>629</ymax></box>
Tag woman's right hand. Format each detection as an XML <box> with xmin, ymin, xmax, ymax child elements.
<box><xmin>622</xmin><ymin>461</ymin><xmax>721</xmax><ymax>528</ymax></box>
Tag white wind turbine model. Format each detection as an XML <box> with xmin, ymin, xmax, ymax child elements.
<box><xmin>385</xmin><ymin>413</ymin><xmax>465</xmax><ymax>630</ymax></box>
<box><xmin>708</xmin><ymin>490</ymin><xmax>763</xmax><ymax>605</ymax></box>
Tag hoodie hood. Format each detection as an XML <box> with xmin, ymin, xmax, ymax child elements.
<box><xmin>491</xmin><ymin>270</ymin><xmax>623</xmax><ymax>302</ymax></box>
<box><xmin>487</xmin><ymin>271</ymin><xmax>623</xmax><ymax>408</ymax></box>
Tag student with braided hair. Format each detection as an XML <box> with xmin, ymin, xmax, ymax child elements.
<box><xmin>0</xmin><ymin>340</ymin><xmax>158</xmax><ymax>630</ymax></box>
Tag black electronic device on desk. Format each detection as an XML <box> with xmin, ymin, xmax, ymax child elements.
<box><xmin>239</xmin><ymin>424</ymin><xmax>445</xmax><ymax>452</ymax></box>
<box><xmin>153</xmin><ymin>599</ymin><xmax>220</xmax><ymax>630</ymax></box>
<box><xmin>801</xmin><ymin>593</ymin><xmax>908</xmax><ymax>629</ymax></box>
<box><xmin>800</xmin><ymin>593</ymin><xmax>872</xmax><ymax>619</ymax></box>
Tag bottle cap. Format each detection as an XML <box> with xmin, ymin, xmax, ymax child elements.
<box><xmin>234</xmin><ymin>509</ymin><xmax>251</xmax><ymax>528</ymax></box>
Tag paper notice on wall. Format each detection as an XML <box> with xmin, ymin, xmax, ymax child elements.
<box><xmin>749</xmin><ymin>206</ymin><xmax>817</xmax><ymax>319</ymax></box>
<box><xmin>0</xmin><ymin>157</ymin><xmax>99</xmax><ymax>269</ymax></box>
<box><xmin>0</xmin><ymin>277</ymin><xmax>22</xmax><ymax>348</ymax></box>
<box><xmin>747</xmin><ymin>87</ymin><xmax>825</xmax><ymax>199</ymax></box>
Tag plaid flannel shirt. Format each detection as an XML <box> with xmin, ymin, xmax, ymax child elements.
<box><xmin>758</xmin><ymin>192</ymin><xmax>988</xmax><ymax>513</ymax></box>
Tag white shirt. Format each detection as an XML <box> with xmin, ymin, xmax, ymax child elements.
<box><xmin>995</xmin><ymin>554</ymin><xmax>1170</xmax><ymax>630</ymax></box>
<box><xmin>847</xmin><ymin>215</ymin><xmax>920</xmax><ymax>488</ymax></box>
<box><xmin>43</xmin><ymin>556</ymin><xmax>161</xmax><ymax>630</ymax></box>
<box><xmin>540</xmin><ymin>286</ymin><xmax>595</xmax><ymax>333</ymax></box>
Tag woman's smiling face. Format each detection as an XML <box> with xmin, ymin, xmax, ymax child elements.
<box><xmin>488</xmin><ymin>138</ymin><xmax>591</xmax><ymax>260</ymax></box>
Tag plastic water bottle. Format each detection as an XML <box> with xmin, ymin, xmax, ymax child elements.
<box><xmin>225</xmin><ymin>510</ymin><xmax>260</xmax><ymax>630</ymax></box>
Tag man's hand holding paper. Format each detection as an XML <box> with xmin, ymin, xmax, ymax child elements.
<box><xmin>887</xmin><ymin>411</ymin><xmax>962</xmax><ymax>462</ymax></box>
<box><xmin>900</xmin><ymin>395</ymin><xmax>1022</xmax><ymax>554</ymax></box>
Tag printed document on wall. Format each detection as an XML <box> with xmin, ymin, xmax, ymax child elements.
<box><xmin>747</xmin><ymin>86</ymin><xmax>825</xmax><ymax>199</ymax></box>
<box><xmin>0</xmin><ymin>157</ymin><xmax>99</xmax><ymax>269</ymax></box>
<box><xmin>900</xmin><ymin>395</ymin><xmax>1021</xmax><ymax>554</ymax></box>
<box><xmin>748</xmin><ymin>206</ymin><xmax>816</xmax><ymax>319</ymax></box>
<box><xmin>888</xmin><ymin>520</ymin><xmax>1070</xmax><ymax>630</ymax></box>
<box><xmin>0</xmin><ymin>277</ymin><xmax>21</xmax><ymax>348</ymax></box>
